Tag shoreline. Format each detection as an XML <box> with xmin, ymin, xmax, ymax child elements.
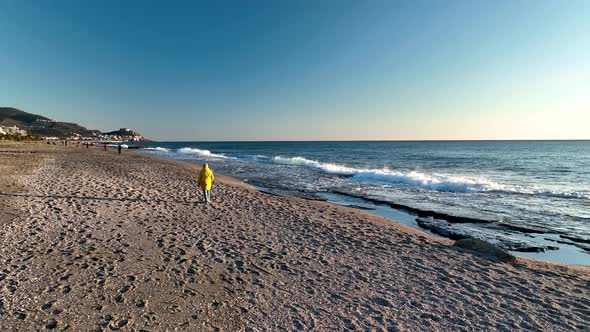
<box><xmin>135</xmin><ymin>148</ymin><xmax>589</xmax><ymax>267</ymax></box>
<box><xmin>136</xmin><ymin>144</ymin><xmax>590</xmax><ymax>266</ymax></box>
<box><xmin>107</xmin><ymin>152</ymin><xmax>590</xmax><ymax>272</ymax></box>
<box><xmin>141</xmin><ymin>150</ymin><xmax>590</xmax><ymax>267</ymax></box>
<box><xmin>1</xmin><ymin>142</ymin><xmax>589</xmax><ymax>331</ymax></box>
<box><xmin>249</xmin><ymin>181</ymin><xmax>590</xmax><ymax>265</ymax></box>
<box><xmin>8</xmin><ymin>142</ymin><xmax>590</xmax><ymax>270</ymax></box>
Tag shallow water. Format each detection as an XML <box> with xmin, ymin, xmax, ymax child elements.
<box><xmin>136</xmin><ymin>140</ymin><xmax>590</xmax><ymax>265</ymax></box>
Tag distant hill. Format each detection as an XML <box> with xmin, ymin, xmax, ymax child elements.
<box><xmin>0</xmin><ymin>107</ymin><xmax>142</xmax><ymax>139</ymax></box>
<box><xmin>0</xmin><ymin>107</ymin><xmax>53</xmax><ymax>124</ymax></box>
<box><xmin>0</xmin><ymin>107</ymin><xmax>100</xmax><ymax>137</ymax></box>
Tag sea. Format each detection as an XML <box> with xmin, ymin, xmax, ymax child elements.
<box><xmin>134</xmin><ymin>140</ymin><xmax>590</xmax><ymax>265</ymax></box>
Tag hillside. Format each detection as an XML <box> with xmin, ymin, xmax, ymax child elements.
<box><xmin>0</xmin><ymin>107</ymin><xmax>53</xmax><ymax>124</ymax></box>
<box><xmin>0</xmin><ymin>107</ymin><xmax>141</xmax><ymax>139</ymax></box>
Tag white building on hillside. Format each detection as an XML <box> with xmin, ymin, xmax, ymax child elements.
<box><xmin>0</xmin><ymin>126</ymin><xmax>27</xmax><ymax>136</ymax></box>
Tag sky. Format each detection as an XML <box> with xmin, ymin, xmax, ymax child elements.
<box><xmin>0</xmin><ymin>0</ymin><xmax>589</xmax><ymax>141</ymax></box>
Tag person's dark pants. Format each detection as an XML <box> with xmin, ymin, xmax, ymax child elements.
<box><xmin>202</xmin><ymin>190</ymin><xmax>211</xmax><ymax>203</ymax></box>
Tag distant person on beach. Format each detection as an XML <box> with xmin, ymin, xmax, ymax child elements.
<box><xmin>118</xmin><ymin>144</ymin><xmax>122</xmax><ymax>154</ymax></box>
<box><xmin>197</xmin><ymin>164</ymin><xmax>215</xmax><ymax>204</ymax></box>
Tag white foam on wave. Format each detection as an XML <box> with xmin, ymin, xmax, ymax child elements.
<box><xmin>144</xmin><ymin>147</ymin><xmax>169</xmax><ymax>152</ymax></box>
<box><xmin>515</xmin><ymin>189</ymin><xmax>590</xmax><ymax>200</ymax></box>
<box><xmin>271</xmin><ymin>156</ymin><xmax>590</xmax><ymax>199</ymax></box>
<box><xmin>177</xmin><ymin>147</ymin><xmax>232</xmax><ymax>159</ymax></box>
<box><xmin>272</xmin><ymin>156</ymin><xmax>357</xmax><ymax>174</ymax></box>
<box><xmin>353</xmin><ymin>169</ymin><xmax>501</xmax><ymax>192</ymax></box>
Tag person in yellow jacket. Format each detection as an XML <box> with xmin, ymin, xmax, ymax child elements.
<box><xmin>197</xmin><ymin>163</ymin><xmax>215</xmax><ymax>204</ymax></box>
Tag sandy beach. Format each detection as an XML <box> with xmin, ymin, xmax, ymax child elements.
<box><xmin>0</xmin><ymin>142</ymin><xmax>589</xmax><ymax>331</ymax></box>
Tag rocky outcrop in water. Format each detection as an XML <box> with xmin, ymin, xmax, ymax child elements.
<box><xmin>326</xmin><ymin>190</ymin><xmax>588</xmax><ymax>255</ymax></box>
<box><xmin>454</xmin><ymin>238</ymin><xmax>516</xmax><ymax>263</ymax></box>
<box><xmin>332</xmin><ymin>190</ymin><xmax>497</xmax><ymax>224</ymax></box>
<box><xmin>560</xmin><ymin>235</ymin><xmax>590</xmax><ymax>245</ymax></box>
<box><xmin>416</xmin><ymin>217</ymin><xmax>559</xmax><ymax>253</ymax></box>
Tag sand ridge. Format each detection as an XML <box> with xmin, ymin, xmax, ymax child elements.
<box><xmin>0</xmin><ymin>143</ymin><xmax>589</xmax><ymax>331</ymax></box>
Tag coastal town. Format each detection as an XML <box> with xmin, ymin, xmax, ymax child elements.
<box><xmin>0</xmin><ymin>125</ymin><xmax>27</xmax><ymax>137</ymax></box>
<box><xmin>0</xmin><ymin>124</ymin><xmax>143</xmax><ymax>142</ymax></box>
<box><xmin>0</xmin><ymin>107</ymin><xmax>145</xmax><ymax>142</ymax></box>
<box><xmin>63</xmin><ymin>127</ymin><xmax>145</xmax><ymax>142</ymax></box>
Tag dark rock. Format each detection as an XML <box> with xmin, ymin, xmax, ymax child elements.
<box><xmin>417</xmin><ymin>217</ymin><xmax>559</xmax><ymax>253</ymax></box>
<box><xmin>454</xmin><ymin>238</ymin><xmax>516</xmax><ymax>263</ymax></box>
<box><xmin>507</xmin><ymin>244</ymin><xmax>550</xmax><ymax>253</ymax></box>
<box><xmin>498</xmin><ymin>223</ymin><xmax>547</xmax><ymax>234</ymax></box>
<box><xmin>556</xmin><ymin>239</ymin><xmax>575</xmax><ymax>245</ymax></box>
<box><xmin>560</xmin><ymin>235</ymin><xmax>590</xmax><ymax>244</ymax></box>
<box><xmin>251</xmin><ymin>182</ymin><xmax>327</xmax><ymax>201</ymax></box>
<box><xmin>345</xmin><ymin>204</ymin><xmax>376</xmax><ymax>211</ymax></box>
<box><xmin>565</xmin><ymin>241</ymin><xmax>590</xmax><ymax>253</ymax></box>
<box><xmin>333</xmin><ymin>190</ymin><xmax>497</xmax><ymax>223</ymax></box>
<box><xmin>553</xmin><ymin>236</ymin><xmax>590</xmax><ymax>253</ymax></box>
<box><xmin>416</xmin><ymin>217</ymin><xmax>469</xmax><ymax>240</ymax></box>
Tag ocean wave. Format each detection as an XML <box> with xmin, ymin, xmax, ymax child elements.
<box><xmin>518</xmin><ymin>189</ymin><xmax>590</xmax><ymax>200</ymax></box>
<box><xmin>271</xmin><ymin>156</ymin><xmax>590</xmax><ymax>199</ymax></box>
<box><xmin>177</xmin><ymin>147</ymin><xmax>232</xmax><ymax>159</ymax></box>
<box><xmin>272</xmin><ymin>156</ymin><xmax>357</xmax><ymax>174</ymax></box>
<box><xmin>144</xmin><ymin>147</ymin><xmax>169</xmax><ymax>152</ymax></box>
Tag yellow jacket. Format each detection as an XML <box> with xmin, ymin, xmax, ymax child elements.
<box><xmin>198</xmin><ymin>166</ymin><xmax>214</xmax><ymax>190</ymax></box>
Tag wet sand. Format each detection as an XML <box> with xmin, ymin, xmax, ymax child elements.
<box><xmin>0</xmin><ymin>142</ymin><xmax>589</xmax><ymax>331</ymax></box>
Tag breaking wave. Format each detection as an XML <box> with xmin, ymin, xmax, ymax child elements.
<box><xmin>144</xmin><ymin>147</ymin><xmax>170</xmax><ymax>152</ymax></box>
<box><xmin>177</xmin><ymin>147</ymin><xmax>233</xmax><ymax>159</ymax></box>
<box><xmin>272</xmin><ymin>156</ymin><xmax>357</xmax><ymax>174</ymax></box>
<box><xmin>271</xmin><ymin>156</ymin><xmax>590</xmax><ymax>199</ymax></box>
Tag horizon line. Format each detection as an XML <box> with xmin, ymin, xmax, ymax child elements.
<box><xmin>148</xmin><ymin>138</ymin><xmax>590</xmax><ymax>143</ymax></box>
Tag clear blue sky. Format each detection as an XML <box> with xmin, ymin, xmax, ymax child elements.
<box><xmin>1</xmin><ymin>0</ymin><xmax>588</xmax><ymax>140</ymax></box>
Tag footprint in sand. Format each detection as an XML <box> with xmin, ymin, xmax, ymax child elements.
<box><xmin>135</xmin><ymin>299</ymin><xmax>147</xmax><ymax>308</ymax></box>
<box><xmin>114</xmin><ymin>294</ymin><xmax>125</xmax><ymax>303</ymax></box>
<box><xmin>45</xmin><ymin>319</ymin><xmax>58</xmax><ymax>330</ymax></box>
<box><xmin>41</xmin><ymin>301</ymin><xmax>55</xmax><ymax>310</ymax></box>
